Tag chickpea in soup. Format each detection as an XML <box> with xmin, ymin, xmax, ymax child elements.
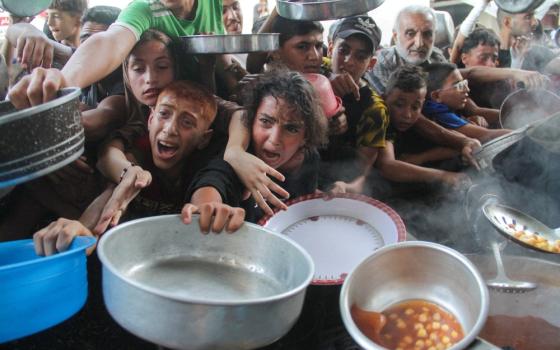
<box><xmin>352</xmin><ymin>299</ymin><xmax>465</xmax><ymax>350</ymax></box>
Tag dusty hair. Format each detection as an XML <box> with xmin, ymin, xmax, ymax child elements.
<box><xmin>81</xmin><ymin>5</ymin><xmax>121</xmax><ymax>26</ymax></box>
<box><xmin>424</xmin><ymin>62</ymin><xmax>458</xmax><ymax>97</ymax></box>
<box><xmin>461</xmin><ymin>28</ymin><xmax>500</xmax><ymax>55</ymax></box>
<box><xmin>385</xmin><ymin>65</ymin><xmax>427</xmax><ymax>95</ymax></box>
<box><xmin>394</xmin><ymin>5</ymin><xmax>436</xmax><ymax>33</ymax></box>
<box><xmin>158</xmin><ymin>80</ymin><xmax>217</xmax><ymax>124</ymax></box>
<box><xmin>242</xmin><ymin>69</ymin><xmax>328</xmax><ymax>151</ymax></box>
<box><xmin>270</xmin><ymin>16</ymin><xmax>324</xmax><ymax>47</ymax></box>
<box><xmin>48</xmin><ymin>0</ymin><xmax>88</xmax><ymax>15</ymax></box>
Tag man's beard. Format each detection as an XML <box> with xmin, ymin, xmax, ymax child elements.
<box><xmin>395</xmin><ymin>43</ymin><xmax>432</xmax><ymax>65</ymax></box>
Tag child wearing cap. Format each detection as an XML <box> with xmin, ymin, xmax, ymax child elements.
<box><xmin>322</xmin><ymin>15</ymin><xmax>389</xmax><ymax>194</ymax></box>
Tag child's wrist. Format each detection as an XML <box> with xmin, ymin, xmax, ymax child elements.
<box><xmin>119</xmin><ymin>162</ymin><xmax>137</xmax><ymax>183</ymax></box>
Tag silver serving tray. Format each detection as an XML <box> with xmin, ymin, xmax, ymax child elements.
<box><xmin>181</xmin><ymin>34</ymin><xmax>279</xmax><ymax>54</ymax></box>
<box><xmin>276</xmin><ymin>0</ymin><xmax>385</xmax><ymax>21</ymax></box>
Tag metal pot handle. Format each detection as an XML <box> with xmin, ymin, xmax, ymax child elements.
<box><xmin>467</xmin><ymin>337</ymin><xmax>502</xmax><ymax>350</ymax></box>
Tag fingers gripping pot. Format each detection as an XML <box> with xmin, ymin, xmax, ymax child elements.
<box><xmin>0</xmin><ymin>88</ymin><xmax>84</xmax><ymax>188</ymax></box>
<box><xmin>97</xmin><ymin>215</ymin><xmax>314</xmax><ymax>350</ymax></box>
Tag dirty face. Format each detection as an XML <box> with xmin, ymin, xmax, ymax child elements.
<box><xmin>385</xmin><ymin>87</ymin><xmax>426</xmax><ymax>132</ymax></box>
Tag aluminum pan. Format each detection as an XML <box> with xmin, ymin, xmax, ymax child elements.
<box><xmin>181</xmin><ymin>34</ymin><xmax>279</xmax><ymax>54</ymax></box>
<box><xmin>276</xmin><ymin>0</ymin><xmax>385</xmax><ymax>21</ymax></box>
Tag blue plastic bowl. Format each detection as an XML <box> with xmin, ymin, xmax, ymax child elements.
<box><xmin>0</xmin><ymin>236</ymin><xmax>96</xmax><ymax>343</ymax></box>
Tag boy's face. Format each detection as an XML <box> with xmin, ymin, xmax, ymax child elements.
<box><xmin>434</xmin><ymin>69</ymin><xmax>470</xmax><ymax>110</ymax></box>
<box><xmin>252</xmin><ymin>96</ymin><xmax>306</xmax><ymax>171</ymax></box>
<box><xmin>127</xmin><ymin>40</ymin><xmax>175</xmax><ymax>107</ymax></box>
<box><xmin>274</xmin><ymin>31</ymin><xmax>323</xmax><ymax>74</ymax></box>
<box><xmin>385</xmin><ymin>87</ymin><xmax>426</xmax><ymax>132</ymax></box>
<box><xmin>461</xmin><ymin>43</ymin><xmax>498</xmax><ymax>68</ymax></box>
<box><xmin>329</xmin><ymin>36</ymin><xmax>376</xmax><ymax>84</ymax></box>
<box><xmin>510</xmin><ymin>12</ymin><xmax>537</xmax><ymax>37</ymax></box>
<box><xmin>223</xmin><ymin>0</ymin><xmax>243</xmax><ymax>34</ymax></box>
<box><xmin>148</xmin><ymin>91</ymin><xmax>213</xmax><ymax>173</ymax></box>
<box><xmin>394</xmin><ymin>12</ymin><xmax>435</xmax><ymax>64</ymax></box>
<box><xmin>46</xmin><ymin>10</ymin><xmax>80</xmax><ymax>43</ymax></box>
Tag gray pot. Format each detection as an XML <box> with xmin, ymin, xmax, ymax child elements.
<box><xmin>0</xmin><ymin>87</ymin><xmax>84</xmax><ymax>188</ymax></box>
<box><xmin>97</xmin><ymin>215</ymin><xmax>314</xmax><ymax>350</ymax></box>
<box><xmin>340</xmin><ymin>241</ymin><xmax>497</xmax><ymax>350</ymax></box>
<box><xmin>0</xmin><ymin>0</ymin><xmax>51</xmax><ymax>17</ymax></box>
<box><xmin>494</xmin><ymin>0</ymin><xmax>546</xmax><ymax>14</ymax></box>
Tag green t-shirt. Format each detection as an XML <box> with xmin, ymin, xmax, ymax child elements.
<box><xmin>115</xmin><ymin>0</ymin><xmax>225</xmax><ymax>41</ymax></box>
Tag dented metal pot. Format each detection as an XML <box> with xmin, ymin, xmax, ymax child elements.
<box><xmin>0</xmin><ymin>87</ymin><xmax>84</xmax><ymax>188</ymax></box>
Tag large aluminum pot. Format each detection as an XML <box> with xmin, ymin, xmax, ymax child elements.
<box><xmin>276</xmin><ymin>0</ymin><xmax>385</xmax><ymax>21</ymax></box>
<box><xmin>494</xmin><ymin>0</ymin><xmax>545</xmax><ymax>14</ymax></box>
<box><xmin>0</xmin><ymin>0</ymin><xmax>51</xmax><ymax>17</ymax></box>
<box><xmin>0</xmin><ymin>87</ymin><xmax>84</xmax><ymax>188</ymax></box>
<box><xmin>340</xmin><ymin>241</ymin><xmax>496</xmax><ymax>350</ymax></box>
<box><xmin>97</xmin><ymin>215</ymin><xmax>314</xmax><ymax>350</ymax></box>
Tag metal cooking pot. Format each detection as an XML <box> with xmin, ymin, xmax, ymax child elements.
<box><xmin>340</xmin><ymin>241</ymin><xmax>499</xmax><ymax>350</ymax></box>
<box><xmin>181</xmin><ymin>34</ymin><xmax>279</xmax><ymax>54</ymax></box>
<box><xmin>276</xmin><ymin>0</ymin><xmax>385</xmax><ymax>21</ymax></box>
<box><xmin>467</xmin><ymin>254</ymin><xmax>560</xmax><ymax>350</ymax></box>
<box><xmin>0</xmin><ymin>87</ymin><xmax>84</xmax><ymax>188</ymax></box>
<box><xmin>434</xmin><ymin>10</ymin><xmax>455</xmax><ymax>49</ymax></box>
<box><xmin>97</xmin><ymin>215</ymin><xmax>314</xmax><ymax>350</ymax></box>
<box><xmin>494</xmin><ymin>0</ymin><xmax>546</xmax><ymax>14</ymax></box>
<box><xmin>0</xmin><ymin>0</ymin><xmax>51</xmax><ymax>17</ymax></box>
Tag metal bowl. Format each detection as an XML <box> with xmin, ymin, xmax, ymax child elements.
<box><xmin>181</xmin><ymin>34</ymin><xmax>279</xmax><ymax>54</ymax></box>
<box><xmin>0</xmin><ymin>0</ymin><xmax>51</xmax><ymax>17</ymax></box>
<box><xmin>276</xmin><ymin>0</ymin><xmax>385</xmax><ymax>21</ymax></box>
<box><xmin>97</xmin><ymin>215</ymin><xmax>314</xmax><ymax>350</ymax></box>
<box><xmin>494</xmin><ymin>0</ymin><xmax>545</xmax><ymax>14</ymax></box>
<box><xmin>340</xmin><ymin>241</ymin><xmax>490</xmax><ymax>350</ymax></box>
<box><xmin>0</xmin><ymin>87</ymin><xmax>84</xmax><ymax>189</ymax></box>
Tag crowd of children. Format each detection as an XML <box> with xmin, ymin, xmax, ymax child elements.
<box><xmin>1</xmin><ymin>0</ymin><xmax>553</xmax><ymax>257</ymax></box>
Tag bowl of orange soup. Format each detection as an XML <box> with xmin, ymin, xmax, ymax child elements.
<box><xmin>340</xmin><ymin>241</ymin><xmax>492</xmax><ymax>350</ymax></box>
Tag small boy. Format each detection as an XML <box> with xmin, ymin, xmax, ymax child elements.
<box><xmin>322</xmin><ymin>15</ymin><xmax>388</xmax><ymax>194</ymax></box>
<box><xmin>423</xmin><ymin>62</ymin><xmax>511</xmax><ymax>144</ymax></box>
<box><xmin>376</xmin><ymin>65</ymin><xmax>470</xmax><ymax>189</ymax></box>
<box><xmin>32</xmin><ymin>81</ymin><xmax>244</xmax><ymax>255</ymax></box>
<box><xmin>46</xmin><ymin>0</ymin><xmax>88</xmax><ymax>48</ymax></box>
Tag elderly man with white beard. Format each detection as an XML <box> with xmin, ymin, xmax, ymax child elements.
<box><xmin>366</xmin><ymin>5</ymin><xmax>445</xmax><ymax>95</ymax></box>
<box><xmin>366</xmin><ymin>5</ymin><xmax>550</xmax><ymax>98</ymax></box>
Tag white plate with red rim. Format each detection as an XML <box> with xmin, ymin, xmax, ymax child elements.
<box><xmin>259</xmin><ymin>193</ymin><xmax>406</xmax><ymax>285</ymax></box>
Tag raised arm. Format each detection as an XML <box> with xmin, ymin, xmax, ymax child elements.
<box><xmin>6</xmin><ymin>22</ymin><xmax>73</xmax><ymax>69</ymax></box>
<box><xmin>8</xmin><ymin>25</ymin><xmax>136</xmax><ymax>109</ymax></box>
<box><xmin>246</xmin><ymin>7</ymin><xmax>278</xmax><ymax>74</ymax></box>
<box><xmin>449</xmin><ymin>0</ymin><xmax>491</xmax><ymax>65</ymax></box>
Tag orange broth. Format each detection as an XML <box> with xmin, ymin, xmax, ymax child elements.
<box><xmin>351</xmin><ymin>300</ymin><xmax>465</xmax><ymax>350</ymax></box>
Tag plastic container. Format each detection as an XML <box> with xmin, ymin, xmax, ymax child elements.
<box><xmin>304</xmin><ymin>73</ymin><xmax>343</xmax><ymax>118</ymax></box>
<box><xmin>0</xmin><ymin>236</ymin><xmax>96</xmax><ymax>343</ymax></box>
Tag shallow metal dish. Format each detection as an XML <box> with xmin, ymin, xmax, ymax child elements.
<box><xmin>98</xmin><ymin>215</ymin><xmax>314</xmax><ymax>350</ymax></box>
<box><xmin>483</xmin><ymin>203</ymin><xmax>560</xmax><ymax>254</ymax></box>
<box><xmin>0</xmin><ymin>0</ymin><xmax>51</xmax><ymax>17</ymax></box>
<box><xmin>340</xmin><ymin>241</ymin><xmax>495</xmax><ymax>350</ymax></box>
<box><xmin>276</xmin><ymin>0</ymin><xmax>385</xmax><ymax>21</ymax></box>
<box><xmin>494</xmin><ymin>0</ymin><xmax>545</xmax><ymax>14</ymax></box>
<box><xmin>181</xmin><ymin>34</ymin><xmax>279</xmax><ymax>54</ymax></box>
<box><xmin>473</xmin><ymin>128</ymin><xmax>527</xmax><ymax>172</ymax></box>
<box><xmin>0</xmin><ymin>87</ymin><xmax>84</xmax><ymax>188</ymax></box>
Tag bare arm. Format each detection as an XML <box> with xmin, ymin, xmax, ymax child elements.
<box><xmin>246</xmin><ymin>7</ymin><xmax>278</xmax><ymax>74</ymax></box>
<box><xmin>460</xmin><ymin>66</ymin><xmax>550</xmax><ymax>89</ymax></box>
<box><xmin>376</xmin><ymin>142</ymin><xmax>469</xmax><ymax>188</ymax></box>
<box><xmin>62</xmin><ymin>25</ymin><xmax>136</xmax><ymax>88</ymax></box>
<box><xmin>96</xmin><ymin>139</ymin><xmax>137</xmax><ymax>184</ymax></box>
<box><xmin>81</xmin><ymin>95</ymin><xmax>127</xmax><ymax>142</ymax></box>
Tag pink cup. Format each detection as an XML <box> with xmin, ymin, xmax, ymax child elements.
<box><xmin>304</xmin><ymin>73</ymin><xmax>342</xmax><ymax>119</ymax></box>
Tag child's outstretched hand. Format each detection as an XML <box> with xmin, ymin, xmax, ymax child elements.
<box><xmin>33</xmin><ymin>218</ymin><xmax>94</xmax><ymax>256</ymax></box>
<box><xmin>460</xmin><ymin>138</ymin><xmax>481</xmax><ymax>170</ymax></box>
<box><xmin>329</xmin><ymin>72</ymin><xmax>360</xmax><ymax>100</ymax></box>
<box><xmin>94</xmin><ymin>166</ymin><xmax>152</xmax><ymax>233</ymax></box>
<box><xmin>182</xmin><ymin>202</ymin><xmax>245</xmax><ymax>234</ymax></box>
<box><xmin>224</xmin><ymin>146</ymin><xmax>289</xmax><ymax>215</ymax></box>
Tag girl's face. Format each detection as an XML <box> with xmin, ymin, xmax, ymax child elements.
<box><xmin>251</xmin><ymin>96</ymin><xmax>306</xmax><ymax>171</ymax></box>
<box><xmin>274</xmin><ymin>31</ymin><xmax>324</xmax><ymax>74</ymax></box>
<box><xmin>127</xmin><ymin>40</ymin><xmax>175</xmax><ymax>107</ymax></box>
